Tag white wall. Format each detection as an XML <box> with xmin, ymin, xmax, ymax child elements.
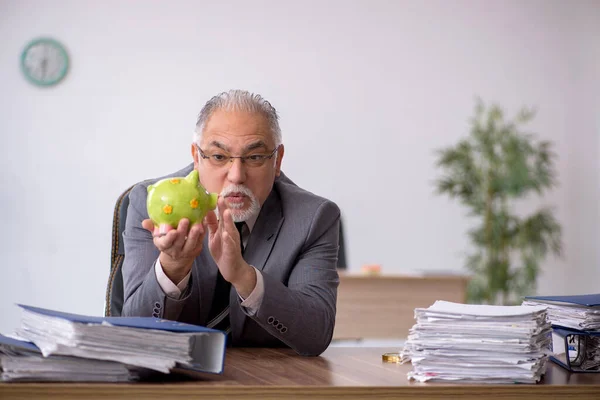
<box><xmin>1</xmin><ymin>0</ymin><xmax>598</xmax><ymax>334</ymax></box>
<box><xmin>565</xmin><ymin>0</ymin><xmax>600</xmax><ymax>305</ymax></box>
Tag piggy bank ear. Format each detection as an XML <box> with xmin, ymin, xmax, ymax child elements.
<box><xmin>186</xmin><ymin>169</ymin><xmax>199</xmax><ymax>184</ymax></box>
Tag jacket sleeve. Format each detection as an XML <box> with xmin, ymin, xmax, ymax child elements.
<box><xmin>120</xmin><ymin>183</ymin><xmax>195</xmax><ymax>321</ymax></box>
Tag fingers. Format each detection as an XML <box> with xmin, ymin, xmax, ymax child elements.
<box><xmin>152</xmin><ymin>220</ymin><xmax>185</xmax><ymax>252</ymax></box>
<box><xmin>221</xmin><ymin>208</ymin><xmax>238</xmax><ymax>239</ymax></box>
<box><xmin>153</xmin><ymin>229</ymin><xmax>178</xmax><ymax>251</ymax></box>
<box><xmin>151</xmin><ymin>223</ymin><xmax>175</xmax><ymax>238</ymax></box>
<box><xmin>172</xmin><ymin>218</ymin><xmax>190</xmax><ymax>249</ymax></box>
<box><xmin>142</xmin><ymin>219</ymin><xmax>174</xmax><ymax>239</ymax></box>
<box><xmin>152</xmin><ymin>218</ymin><xmax>207</xmax><ymax>259</ymax></box>
<box><xmin>217</xmin><ymin>195</ymin><xmax>230</xmax><ymax>219</ymax></box>
<box><xmin>182</xmin><ymin>222</ymin><xmax>205</xmax><ymax>254</ymax></box>
<box><xmin>221</xmin><ymin>228</ymin><xmax>238</xmax><ymax>254</ymax></box>
<box><xmin>217</xmin><ymin>196</ymin><xmax>237</xmax><ymax>234</ymax></box>
<box><xmin>205</xmin><ymin>209</ymin><xmax>219</xmax><ymax>236</ymax></box>
<box><xmin>221</xmin><ymin>208</ymin><xmax>243</xmax><ymax>254</ymax></box>
<box><xmin>142</xmin><ymin>219</ymin><xmax>154</xmax><ymax>233</ymax></box>
<box><xmin>217</xmin><ymin>196</ymin><xmax>242</xmax><ymax>249</ymax></box>
<box><xmin>218</xmin><ymin>225</ymin><xmax>244</xmax><ymax>284</ymax></box>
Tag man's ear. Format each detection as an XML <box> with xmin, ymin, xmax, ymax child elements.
<box><xmin>191</xmin><ymin>143</ymin><xmax>200</xmax><ymax>169</ymax></box>
<box><xmin>274</xmin><ymin>144</ymin><xmax>284</xmax><ymax>177</ymax></box>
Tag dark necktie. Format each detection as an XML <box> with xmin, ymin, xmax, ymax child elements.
<box><xmin>206</xmin><ymin>222</ymin><xmax>245</xmax><ymax>335</ymax></box>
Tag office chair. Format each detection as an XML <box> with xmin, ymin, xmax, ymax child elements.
<box><xmin>337</xmin><ymin>216</ymin><xmax>347</xmax><ymax>269</ymax></box>
<box><xmin>105</xmin><ymin>183</ymin><xmax>348</xmax><ymax>317</ymax></box>
<box><xmin>105</xmin><ymin>184</ymin><xmax>136</xmax><ymax>317</ymax></box>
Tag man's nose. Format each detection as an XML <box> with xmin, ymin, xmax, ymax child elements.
<box><xmin>227</xmin><ymin>158</ymin><xmax>246</xmax><ymax>184</ymax></box>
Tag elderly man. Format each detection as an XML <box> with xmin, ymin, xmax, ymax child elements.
<box><xmin>121</xmin><ymin>90</ymin><xmax>341</xmax><ymax>356</ymax></box>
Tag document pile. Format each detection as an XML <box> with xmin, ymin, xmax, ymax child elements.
<box><xmin>522</xmin><ymin>294</ymin><xmax>600</xmax><ymax>330</ymax></box>
<box><xmin>523</xmin><ymin>294</ymin><xmax>600</xmax><ymax>372</ymax></box>
<box><xmin>1</xmin><ymin>304</ymin><xmax>226</xmax><ymax>382</ymax></box>
<box><xmin>400</xmin><ymin>300</ymin><xmax>552</xmax><ymax>384</ymax></box>
<box><xmin>1</xmin><ymin>334</ymin><xmax>141</xmax><ymax>382</ymax></box>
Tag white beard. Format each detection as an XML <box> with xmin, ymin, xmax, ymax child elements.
<box><xmin>217</xmin><ymin>184</ymin><xmax>261</xmax><ymax>223</ymax></box>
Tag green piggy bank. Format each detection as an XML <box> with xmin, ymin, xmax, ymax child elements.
<box><xmin>147</xmin><ymin>170</ymin><xmax>218</xmax><ymax>228</ymax></box>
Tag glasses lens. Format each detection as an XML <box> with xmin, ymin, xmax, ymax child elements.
<box><xmin>245</xmin><ymin>155</ymin><xmax>267</xmax><ymax>167</ymax></box>
<box><xmin>209</xmin><ymin>154</ymin><xmax>230</xmax><ymax>166</ymax></box>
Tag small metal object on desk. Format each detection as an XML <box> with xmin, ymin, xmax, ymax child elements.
<box><xmin>382</xmin><ymin>352</ymin><xmax>401</xmax><ymax>363</ymax></box>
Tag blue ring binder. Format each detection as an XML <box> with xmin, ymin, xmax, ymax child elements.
<box><xmin>551</xmin><ymin>326</ymin><xmax>600</xmax><ymax>373</ymax></box>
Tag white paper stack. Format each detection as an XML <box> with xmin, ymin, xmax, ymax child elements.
<box><xmin>522</xmin><ymin>297</ymin><xmax>600</xmax><ymax>330</ymax></box>
<box><xmin>400</xmin><ymin>301</ymin><xmax>552</xmax><ymax>384</ymax></box>
<box><xmin>0</xmin><ymin>334</ymin><xmax>143</xmax><ymax>382</ymax></box>
<box><xmin>0</xmin><ymin>354</ymin><xmax>141</xmax><ymax>383</ymax></box>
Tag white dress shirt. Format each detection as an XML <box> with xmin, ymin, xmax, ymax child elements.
<box><xmin>155</xmin><ymin>213</ymin><xmax>264</xmax><ymax>315</ymax></box>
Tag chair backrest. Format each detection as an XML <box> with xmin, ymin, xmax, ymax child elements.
<box><xmin>105</xmin><ymin>185</ymin><xmax>135</xmax><ymax>317</ymax></box>
<box><xmin>337</xmin><ymin>216</ymin><xmax>347</xmax><ymax>269</ymax></box>
<box><xmin>105</xmin><ymin>185</ymin><xmax>349</xmax><ymax>316</ymax></box>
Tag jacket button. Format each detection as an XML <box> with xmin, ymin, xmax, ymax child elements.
<box><xmin>154</xmin><ymin>302</ymin><xmax>161</xmax><ymax>309</ymax></box>
<box><xmin>273</xmin><ymin>320</ymin><xmax>279</xmax><ymax>326</ymax></box>
<box><xmin>281</xmin><ymin>327</ymin><xmax>287</xmax><ymax>333</ymax></box>
<box><xmin>267</xmin><ymin>316</ymin><xmax>275</xmax><ymax>324</ymax></box>
<box><xmin>277</xmin><ymin>323</ymin><xmax>283</xmax><ymax>330</ymax></box>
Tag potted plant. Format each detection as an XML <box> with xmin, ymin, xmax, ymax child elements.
<box><xmin>434</xmin><ymin>100</ymin><xmax>563</xmax><ymax>305</ymax></box>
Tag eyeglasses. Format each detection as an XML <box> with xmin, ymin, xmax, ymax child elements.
<box><xmin>196</xmin><ymin>144</ymin><xmax>280</xmax><ymax>168</ymax></box>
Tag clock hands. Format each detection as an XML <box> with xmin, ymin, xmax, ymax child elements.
<box><xmin>41</xmin><ymin>58</ymin><xmax>48</xmax><ymax>81</ymax></box>
<box><xmin>41</xmin><ymin>44</ymin><xmax>50</xmax><ymax>81</ymax></box>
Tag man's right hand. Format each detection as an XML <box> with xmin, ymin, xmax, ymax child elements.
<box><xmin>141</xmin><ymin>218</ymin><xmax>206</xmax><ymax>284</ymax></box>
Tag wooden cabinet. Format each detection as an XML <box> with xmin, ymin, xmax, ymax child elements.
<box><xmin>333</xmin><ymin>273</ymin><xmax>469</xmax><ymax>340</ymax></box>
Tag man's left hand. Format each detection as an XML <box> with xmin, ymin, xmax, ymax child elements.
<box><xmin>205</xmin><ymin>197</ymin><xmax>257</xmax><ymax>298</ymax></box>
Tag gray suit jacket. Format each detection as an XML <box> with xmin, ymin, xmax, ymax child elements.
<box><xmin>121</xmin><ymin>164</ymin><xmax>340</xmax><ymax>356</ymax></box>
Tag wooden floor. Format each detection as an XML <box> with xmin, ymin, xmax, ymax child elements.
<box><xmin>2</xmin><ymin>347</ymin><xmax>599</xmax><ymax>399</ymax></box>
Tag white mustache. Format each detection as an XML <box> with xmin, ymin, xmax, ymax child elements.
<box><xmin>220</xmin><ymin>184</ymin><xmax>254</xmax><ymax>198</ymax></box>
<box><xmin>217</xmin><ymin>184</ymin><xmax>260</xmax><ymax>222</ymax></box>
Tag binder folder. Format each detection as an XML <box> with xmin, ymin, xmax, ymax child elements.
<box><xmin>523</xmin><ymin>293</ymin><xmax>600</xmax><ymax>331</ymax></box>
<box><xmin>16</xmin><ymin>304</ymin><xmax>227</xmax><ymax>374</ymax></box>
<box><xmin>551</xmin><ymin>326</ymin><xmax>600</xmax><ymax>373</ymax></box>
<box><xmin>0</xmin><ymin>334</ymin><xmax>42</xmax><ymax>354</ymax></box>
<box><xmin>525</xmin><ymin>294</ymin><xmax>600</xmax><ymax>307</ymax></box>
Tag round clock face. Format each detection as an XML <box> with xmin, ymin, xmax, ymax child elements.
<box><xmin>21</xmin><ymin>38</ymin><xmax>69</xmax><ymax>87</ymax></box>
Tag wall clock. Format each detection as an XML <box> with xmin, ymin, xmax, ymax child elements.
<box><xmin>20</xmin><ymin>38</ymin><xmax>69</xmax><ymax>87</ymax></box>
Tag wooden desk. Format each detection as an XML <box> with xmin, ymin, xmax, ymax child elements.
<box><xmin>2</xmin><ymin>347</ymin><xmax>599</xmax><ymax>399</ymax></box>
<box><xmin>334</xmin><ymin>274</ymin><xmax>469</xmax><ymax>339</ymax></box>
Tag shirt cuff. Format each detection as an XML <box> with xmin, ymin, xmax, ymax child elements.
<box><xmin>238</xmin><ymin>267</ymin><xmax>264</xmax><ymax>316</ymax></box>
<box><xmin>155</xmin><ymin>258</ymin><xmax>191</xmax><ymax>299</ymax></box>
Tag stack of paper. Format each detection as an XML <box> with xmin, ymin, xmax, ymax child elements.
<box><xmin>400</xmin><ymin>301</ymin><xmax>552</xmax><ymax>384</ymax></box>
<box><xmin>0</xmin><ymin>334</ymin><xmax>142</xmax><ymax>382</ymax></box>
<box><xmin>13</xmin><ymin>304</ymin><xmax>226</xmax><ymax>375</ymax></box>
<box><xmin>581</xmin><ymin>335</ymin><xmax>600</xmax><ymax>370</ymax></box>
<box><xmin>522</xmin><ymin>294</ymin><xmax>600</xmax><ymax>330</ymax></box>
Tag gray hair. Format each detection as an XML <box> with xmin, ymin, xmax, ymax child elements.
<box><xmin>193</xmin><ymin>90</ymin><xmax>282</xmax><ymax>146</ymax></box>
